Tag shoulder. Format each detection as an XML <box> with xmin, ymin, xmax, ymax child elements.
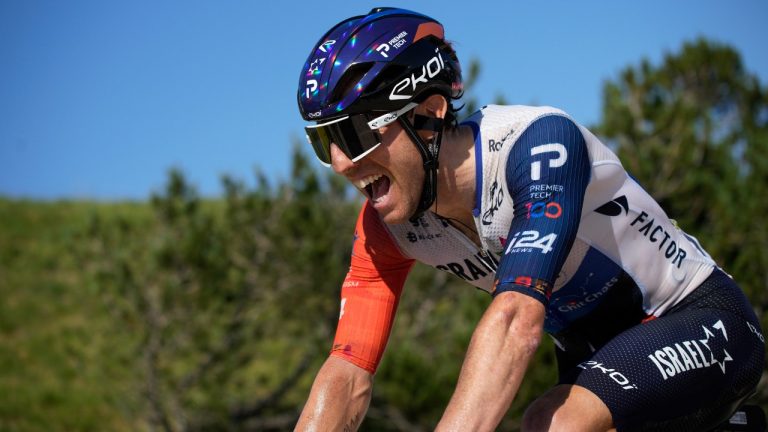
<box><xmin>466</xmin><ymin>105</ymin><xmax>588</xmax><ymax>169</ymax></box>
<box><xmin>466</xmin><ymin>104</ymin><xmax>572</xmax><ymax>129</ymax></box>
<box><xmin>351</xmin><ymin>201</ymin><xmax>413</xmax><ymax>266</ymax></box>
<box><xmin>505</xmin><ymin>108</ymin><xmax>587</xmax><ymax>160</ymax></box>
<box><xmin>502</xmin><ymin>109</ymin><xmax>591</xmax><ymax>190</ymax></box>
<box><xmin>465</xmin><ymin>105</ymin><xmax>583</xmax><ymax>153</ymax></box>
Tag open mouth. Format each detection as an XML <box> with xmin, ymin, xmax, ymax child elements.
<box><xmin>357</xmin><ymin>174</ymin><xmax>391</xmax><ymax>204</ymax></box>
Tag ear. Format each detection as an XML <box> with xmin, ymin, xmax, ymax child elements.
<box><xmin>419</xmin><ymin>94</ymin><xmax>449</xmax><ymax>119</ymax></box>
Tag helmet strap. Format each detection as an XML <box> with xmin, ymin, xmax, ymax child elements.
<box><xmin>398</xmin><ymin>114</ymin><xmax>445</xmax><ymax>222</ymax></box>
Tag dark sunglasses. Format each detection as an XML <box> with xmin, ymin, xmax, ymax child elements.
<box><xmin>305</xmin><ymin>102</ymin><xmax>418</xmax><ymax>166</ymax></box>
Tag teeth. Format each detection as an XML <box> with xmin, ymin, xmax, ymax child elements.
<box><xmin>356</xmin><ymin>174</ymin><xmax>382</xmax><ymax>189</ymax></box>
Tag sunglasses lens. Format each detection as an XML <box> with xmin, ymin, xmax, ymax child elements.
<box><xmin>306</xmin><ymin>127</ymin><xmax>332</xmax><ymax>165</ymax></box>
<box><xmin>305</xmin><ymin>115</ymin><xmax>382</xmax><ymax>165</ymax></box>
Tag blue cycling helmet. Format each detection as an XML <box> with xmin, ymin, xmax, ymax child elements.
<box><xmin>298</xmin><ymin>7</ymin><xmax>463</xmax><ymax>220</ymax></box>
<box><xmin>298</xmin><ymin>7</ymin><xmax>462</xmax><ymax>121</ymax></box>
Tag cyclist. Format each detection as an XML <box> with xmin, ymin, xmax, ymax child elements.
<box><xmin>294</xmin><ymin>7</ymin><xmax>765</xmax><ymax>431</ymax></box>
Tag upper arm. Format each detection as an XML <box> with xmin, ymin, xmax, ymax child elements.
<box><xmin>494</xmin><ymin>115</ymin><xmax>591</xmax><ymax>304</ymax></box>
<box><xmin>331</xmin><ymin>202</ymin><xmax>415</xmax><ymax>374</ymax></box>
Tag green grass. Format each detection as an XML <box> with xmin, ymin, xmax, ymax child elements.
<box><xmin>0</xmin><ymin>199</ymin><xmax>147</xmax><ymax>431</ymax></box>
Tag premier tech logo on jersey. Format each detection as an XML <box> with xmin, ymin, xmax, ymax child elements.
<box><xmin>530</xmin><ymin>143</ymin><xmax>567</xmax><ymax>181</ymax></box>
<box><xmin>529</xmin><ymin>184</ymin><xmax>564</xmax><ymax>200</ymax></box>
<box><xmin>595</xmin><ymin>195</ymin><xmax>688</xmax><ymax>269</ymax></box>
<box><xmin>647</xmin><ymin>320</ymin><xmax>733</xmax><ymax>380</ymax></box>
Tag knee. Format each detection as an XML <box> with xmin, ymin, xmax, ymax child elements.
<box><xmin>521</xmin><ymin>385</ymin><xmax>613</xmax><ymax>432</ymax></box>
<box><xmin>521</xmin><ymin>391</ymin><xmax>565</xmax><ymax>431</ymax></box>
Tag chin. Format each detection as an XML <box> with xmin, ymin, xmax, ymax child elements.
<box><xmin>374</xmin><ymin>203</ymin><xmax>414</xmax><ymax>225</ymax></box>
<box><xmin>380</xmin><ymin>213</ymin><xmax>409</xmax><ymax>225</ymax></box>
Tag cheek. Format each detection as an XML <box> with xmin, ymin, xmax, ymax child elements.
<box><xmin>395</xmin><ymin>136</ymin><xmax>423</xmax><ymax>171</ymax></box>
<box><xmin>378</xmin><ymin>127</ymin><xmax>424</xmax><ymax>184</ymax></box>
<box><xmin>370</xmin><ymin>127</ymin><xmax>403</xmax><ymax>166</ymax></box>
<box><xmin>393</xmin><ymin>144</ymin><xmax>424</xmax><ymax>188</ymax></box>
<box><xmin>378</xmin><ymin>125</ymin><xmax>400</xmax><ymax>149</ymax></box>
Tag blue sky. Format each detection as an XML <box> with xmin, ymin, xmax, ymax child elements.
<box><xmin>2</xmin><ymin>1</ymin><xmax>767</xmax><ymax>200</ymax></box>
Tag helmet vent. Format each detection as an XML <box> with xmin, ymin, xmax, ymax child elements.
<box><xmin>328</xmin><ymin>62</ymin><xmax>374</xmax><ymax>104</ymax></box>
<box><xmin>365</xmin><ymin>64</ymin><xmax>408</xmax><ymax>95</ymax></box>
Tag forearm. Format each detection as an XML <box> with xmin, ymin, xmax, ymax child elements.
<box><xmin>295</xmin><ymin>356</ymin><xmax>373</xmax><ymax>431</ymax></box>
<box><xmin>437</xmin><ymin>292</ymin><xmax>544</xmax><ymax>431</ymax></box>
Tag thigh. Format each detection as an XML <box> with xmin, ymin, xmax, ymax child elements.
<box><xmin>559</xmin><ymin>307</ymin><xmax>764</xmax><ymax>431</ymax></box>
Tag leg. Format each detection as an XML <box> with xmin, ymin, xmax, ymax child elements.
<box><xmin>522</xmin><ymin>384</ymin><xmax>615</xmax><ymax>432</ymax></box>
<box><xmin>552</xmin><ymin>307</ymin><xmax>762</xmax><ymax>431</ymax></box>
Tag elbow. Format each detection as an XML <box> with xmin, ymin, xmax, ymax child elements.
<box><xmin>323</xmin><ymin>355</ymin><xmax>375</xmax><ymax>396</ymax></box>
<box><xmin>510</xmin><ymin>317</ymin><xmax>543</xmax><ymax>358</ymax></box>
<box><xmin>520</xmin><ymin>327</ymin><xmax>543</xmax><ymax>357</ymax></box>
<box><xmin>492</xmin><ymin>291</ymin><xmax>546</xmax><ymax>354</ymax></box>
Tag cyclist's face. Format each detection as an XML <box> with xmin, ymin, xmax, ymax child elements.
<box><xmin>330</xmin><ymin>118</ymin><xmax>424</xmax><ymax>224</ymax></box>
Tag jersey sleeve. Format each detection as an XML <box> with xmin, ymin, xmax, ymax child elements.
<box><xmin>331</xmin><ymin>201</ymin><xmax>415</xmax><ymax>374</ymax></box>
<box><xmin>494</xmin><ymin>115</ymin><xmax>591</xmax><ymax>304</ymax></box>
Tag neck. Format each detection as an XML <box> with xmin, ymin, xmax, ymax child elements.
<box><xmin>431</xmin><ymin>124</ymin><xmax>477</xmax><ymax>229</ymax></box>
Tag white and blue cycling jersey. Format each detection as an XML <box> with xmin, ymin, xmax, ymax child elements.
<box><xmin>383</xmin><ymin>104</ymin><xmax>716</xmax><ymax>334</ymax></box>
<box><xmin>346</xmin><ymin>105</ymin><xmax>763</xmax><ymax>430</ymax></box>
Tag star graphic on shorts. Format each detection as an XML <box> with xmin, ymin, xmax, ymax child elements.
<box><xmin>698</xmin><ymin>320</ymin><xmax>733</xmax><ymax>374</ymax></box>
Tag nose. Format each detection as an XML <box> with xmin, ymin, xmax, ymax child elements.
<box><xmin>330</xmin><ymin>143</ymin><xmax>356</xmax><ymax>175</ymax></box>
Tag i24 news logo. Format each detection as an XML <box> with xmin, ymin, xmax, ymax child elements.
<box><xmin>505</xmin><ymin>230</ymin><xmax>557</xmax><ymax>254</ymax></box>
